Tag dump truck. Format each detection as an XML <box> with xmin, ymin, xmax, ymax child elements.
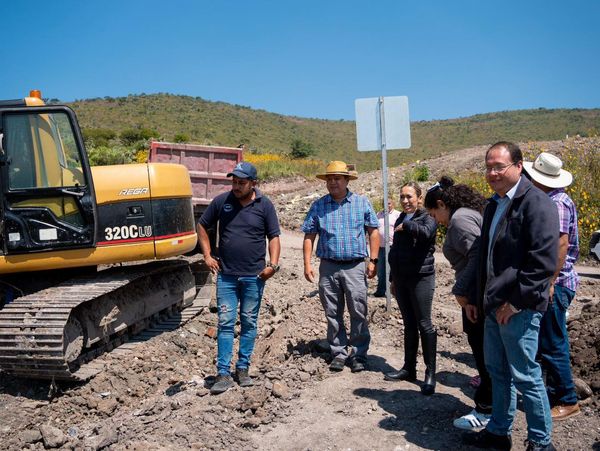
<box><xmin>148</xmin><ymin>141</ymin><xmax>243</xmax><ymax>221</ymax></box>
<box><xmin>0</xmin><ymin>91</ymin><xmax>204</xmax><ymax>381</ymax></box>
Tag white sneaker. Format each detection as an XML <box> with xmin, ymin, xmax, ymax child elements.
<box><xmin>453</xmin><ymin>409</ymin><xmax>491</xmax><ymax>431</ymax></box>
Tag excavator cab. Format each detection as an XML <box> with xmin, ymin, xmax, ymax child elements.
<box><xmin>0</xmin><ymin>92</ymin><xmax>202</xmax><ymax>381</ymax></box>
<box><xmin>0</xmin><ymin>102</ymin><xmax>96</xmax><ymax>255</ymax></box>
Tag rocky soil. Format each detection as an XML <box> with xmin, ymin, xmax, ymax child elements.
<box><xmin>0</xmin><ymin>141</ymin><xmax>598</xmax><ymax>450</ymax></box>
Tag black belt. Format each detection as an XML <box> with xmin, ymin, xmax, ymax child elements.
<box><xmin>322</xmin><ymin>258</ymin><xmax>365</xmax><ymax>264</ymax></box>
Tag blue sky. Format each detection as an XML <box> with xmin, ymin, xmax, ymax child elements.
<box><xmin>2</xmin><ymin>1</ymin><xmax>599</xmax><ymax>121</ymax></box>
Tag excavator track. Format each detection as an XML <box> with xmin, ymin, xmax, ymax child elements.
<box><xmin>0</xmin><ymin>260</ymin><xmax>210</xmax><ymax>381</ymax></box>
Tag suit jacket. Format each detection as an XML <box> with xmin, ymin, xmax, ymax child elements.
<box><xmin>476</xmin><ymin>175</ymin><xmax>559</xmax><ymax>315</ymax></box>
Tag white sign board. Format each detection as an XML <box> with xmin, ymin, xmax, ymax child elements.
<box><xmin>355</xmin><ymin>96</ymin><xmax>411</xmax><ymax>151</ymax></box>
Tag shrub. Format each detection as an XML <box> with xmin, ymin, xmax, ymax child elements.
<box><xmin>244</xmin><ymin>153</ymin><xmax>322</xmax><ymax>180</ymax></box>
<box><xmin>402</xmin><ymin>162</ymin><xmax>431</xmax><ymax>183</ymax></box>
<box><xmin>174</xmin><ymin>133</ymin><xmax>190</xmax><ymax>143</ymax></box>
<box><xmin>82</xmin><ymin>128</ymin><xmax>116</xmax><ymax>147</ymax></box>
<box><xmin>120</xmin><ymin>128</ymin><xmax>160</xmax><ymax>146</ymax></box>
<box><xmin>414</xmin><ymin>163</ymin><xmax>430</xmax><ymax>181</ymax></box>
<box><xmin>87</xmin><ymin>145</ymin><xmax>136</xmax><ymax>166</ymax></box>
<box><xmin>135</xmin><ymin>150</ymin><xmax>149</xmax><ymax>163</ymax></box>
<box><xmin>290</xmin><ymin>139</ymin><xmax>316</xmax><ymax>159</ymax></box>
<box><xmin>120</xmin><ymin>129</ymin><xmax>142</xmax><ymax>146</ymax></box>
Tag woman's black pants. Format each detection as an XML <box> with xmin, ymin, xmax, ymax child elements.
<box><xmin>393</xmin><ymin>273</ymin><xmax>436</xmax><ymax>371</ymax></box>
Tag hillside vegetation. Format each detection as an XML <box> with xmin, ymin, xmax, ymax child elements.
<box><xmin>68</xmin><ymin>94</ymin><xmax>600</xmax><ymax>171</ymax></box>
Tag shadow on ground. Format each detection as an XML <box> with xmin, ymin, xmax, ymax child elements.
<box><xmin>365</xmin><ymin>354</ymin><xmax>397</xmax><ymax>374</ymax></box>
<box><xmin>440</xmin><ymin>350</ymin><xmax>477</xmax><ymax>369</ymax></box>
<box><xmin>354</xmin><ymin>386</ymin><xmax>473</xmax><ymax>450</ymax></box>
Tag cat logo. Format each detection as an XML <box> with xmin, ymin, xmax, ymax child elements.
<box><xmin>118</xmin><ymin>188</ymin><xmax>149</xmax><ymax>196</ymax></box>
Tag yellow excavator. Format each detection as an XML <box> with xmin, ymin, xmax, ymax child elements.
<box><xmin>0</xmin><ymin>91</ymin><xmax>200</xmax><ymax>381</ymax></box>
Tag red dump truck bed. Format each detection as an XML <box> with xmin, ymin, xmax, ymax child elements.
<box><xmin>149</xmin><ymin>141</ymin><xmax>242</xmax><ymax>218</ymax></box>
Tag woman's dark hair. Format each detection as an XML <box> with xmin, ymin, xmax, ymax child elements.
<box><xmin>424</xmin><ymin>175</ymin><xmax>487</xmax><ymax>214</ymax></box>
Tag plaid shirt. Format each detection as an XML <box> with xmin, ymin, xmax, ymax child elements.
<box><xmin>549</xmin><ymin>188</ymin><xmax>579</xmax><ymax>291</ymax></box>
<box><xmin>302</xmin><ymin>190</ymin><xmax>378</xmax><ymax>260</ymax></box>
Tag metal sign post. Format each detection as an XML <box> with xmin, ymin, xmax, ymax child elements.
<box><xmin>355</xmin><ymin>96</ymin><xmax>411</xmax><ymax>312</ymax></box>
<box><xmin>378</xmin><ymin>98</ymin><xmax>392</xmax><ymax>312</ymax></box>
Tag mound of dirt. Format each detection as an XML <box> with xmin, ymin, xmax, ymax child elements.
<box><xmin>569</xmin><ymin>301</ymin><xmax>600</xmax><ymax>405</ymax></box>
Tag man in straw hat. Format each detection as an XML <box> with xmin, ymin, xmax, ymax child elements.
<box><xmin>524</xmin><ymin>152</ymin><xmax>581</xmax><ymax>421</ymax></box>
<box><xmin>462</xmin><ymin>142</ymin><xmax>558</xmax><ymax>451</ymax></box>
<box><xmin>301</xmin><ymin>161</ymin><xmax>379</xmax><ymax>373</ymax></box>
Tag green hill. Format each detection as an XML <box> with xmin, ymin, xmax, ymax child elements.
<box><xmin>67</xmin><ymin>94</ymin><xmax>600</xmax><ymax>171</ymax></box>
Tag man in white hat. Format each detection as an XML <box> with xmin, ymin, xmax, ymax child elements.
<box><xmin>302</xmin><ymin>161</ymin><xmax>379</xmax><ymax>373</ymax></box>
<box><xmin>524</xmin><ymin>152</ymin><xmax>581</xmax><ymax>421</ymax></box>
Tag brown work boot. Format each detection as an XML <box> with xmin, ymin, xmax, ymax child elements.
<box><xmin>550</xmin><ymin>403</ymin><xmax>580</xmax><ymax>421</ymax></box>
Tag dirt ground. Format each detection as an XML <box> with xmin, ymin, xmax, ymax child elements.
<box><xmin>0</xmin><ymin>141</ymin><xmax>598</xmax><ymax>451</ymax></box>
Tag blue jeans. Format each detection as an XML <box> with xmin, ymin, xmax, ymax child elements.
<box><xmin>484</xmin><ymin>309</ymin><xmax>552</xmax><ymax>445</ymax></box>
<box><xmin>216</xmin><ymin>274</ymin><xmax>265</xmax><ymax>376</ymax></box>
<box><xmin>375</xmin><ymin>247</ymin><xmax>387</xmax><ymax>294</ymax></box>
<box><xmin>538</xmin><ymin>285</ymin><xmax>577</xmax><ymax>406</ymax></box>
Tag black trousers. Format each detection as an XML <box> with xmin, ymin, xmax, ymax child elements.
<box><xmin>393</xmin><ymin>273</ymin><xmax>436</xmax><ymax>369</ymax></box>
<box><xmin>463</xmin><ymin>309</ymin><xmax>492</xmax><ymax>413</ymax></box>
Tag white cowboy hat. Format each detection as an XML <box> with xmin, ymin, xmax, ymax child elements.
<box><xmin>523</xmin><ymin>152</ymin><xmax>573</xmax><ymax>189</ymax></box>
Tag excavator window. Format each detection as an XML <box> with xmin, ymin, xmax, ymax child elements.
<box><xmin>4</xmin><ymin>112</ymin><xmax>85</xmax><ymax>190</ymax></box>
<box><xmin>4</xmin><ymin>114</ymin><xmax>36</xmax><ymax>189</ymax></box>
<box><xmin>0</xmin><ymin>108</ymin><xmax>95</xmax><ymax>253</ymax></box>
<box><xmin>3</xmin><ymin>112</ymin><xmax>87</xmax><ymax>226</ymax></box>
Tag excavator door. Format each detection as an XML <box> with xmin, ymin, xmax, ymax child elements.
<box><xmin>0</xmin><ymin>106</ymin><xmax>96</xmax><ymax>255</ymax></box>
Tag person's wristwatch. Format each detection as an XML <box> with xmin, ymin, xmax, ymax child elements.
<box><xmin>267</xmin><ymin>263</ymin><xmax>280</xmax><ymax>272</ymax></box>
<box><xmin>369</xmin><ymin>258</ymin><xmax>378</xmax><ymax>265</ymax></box>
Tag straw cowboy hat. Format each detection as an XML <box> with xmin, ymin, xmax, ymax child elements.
<box><xmin>316</xmin><ymin>161</ymin><xmax>358</xmax><ymax>180</ymax></box>
<box><xmin>523</xmin><ymin>152</ymin><xmax>573</xmax><ymax>189</ymax></box>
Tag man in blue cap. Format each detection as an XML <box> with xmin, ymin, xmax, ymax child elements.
<box><xmin>198</xmin><ymin>161</ymin><xmax>281</xmax><ymax>394</ymax></box>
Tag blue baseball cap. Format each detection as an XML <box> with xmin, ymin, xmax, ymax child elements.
<box><xmin>227</xmin><ymin>161</ymin><xmax>258</xmax><ymax>180</ymax></box>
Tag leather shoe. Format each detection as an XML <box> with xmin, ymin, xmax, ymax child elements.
<box><xmin>462</xmin><ymin>429</ymin><xmax>512</xmax><ymax>450</ymax></box>
<box><xmin>384</xmin><ymin>368</ymin><xmax>416</xmax><ymax>382</ymax></box>
<box><xmin>329</xmin><ymin>357</ymin><xmax>346</xmax><ymax>372</ymax></box>
<box><xmin>351</xmin><ymin>357</ymin><xmax>367</xmax><ymax>373</ymax></box>
<box><xmin>551</xmin><ymin>403</ymin><xmax>580</xmax><ymax>421</ymax></box>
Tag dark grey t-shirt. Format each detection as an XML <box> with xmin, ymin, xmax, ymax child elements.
<box><xmin>199</xmin><ymin>189</ymin><xmax>280</xmax><ymax>276</ymax></box>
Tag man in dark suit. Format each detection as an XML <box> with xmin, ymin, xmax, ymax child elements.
<box><xmin>463</xmin><ymin>142</ymin><xmax>559</xmax><ymax>451</ymax></box>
